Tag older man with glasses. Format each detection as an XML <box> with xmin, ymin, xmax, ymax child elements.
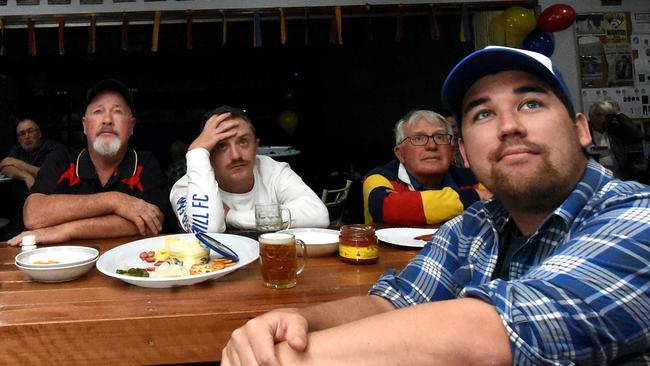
<box><xmin>363</xmin><ymin>109</ymin><xmax>492</xmax><ymax>225</ymax></box>
<box><xmin>0</xmin><ymin>118</ymin><xmax>65</xmax><ymax>189</ymax></box>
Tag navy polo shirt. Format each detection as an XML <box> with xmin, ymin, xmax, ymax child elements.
<box><xmin>31</xmin><ymin>147</ymin><xmax>169</xmax><ymax>215</ymax></box>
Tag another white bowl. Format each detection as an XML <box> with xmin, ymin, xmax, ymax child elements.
<box><xmin>16</xmin><ymin>246</ymin><xmax>99</xmax><ymax>269</ymax></box>
<box><xmin>280</xmin><ymin>228</ymin><xmax>340</xmax><ymax>257</ymax></box>
<box><xmin>15</xmin><ymin>258</ymin><xmax>98</xmax><ymax>283</ymax></box>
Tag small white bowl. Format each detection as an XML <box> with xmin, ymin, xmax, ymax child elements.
<box><xmin>16</xmin><ymin>246</ymin><xmax>99</xmax><ymax>269</ymax></box>
<box><xmin>280</xmin><ymin>228</ymin><xmax>340</xmax><ymax>257</ymax></box>
<box><xmin>15</xmin><ymin>258</ymin><xmax>98</xmax><ymax>283</ymax></box>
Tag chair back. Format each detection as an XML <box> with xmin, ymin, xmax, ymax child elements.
<box><xmin>321</xmin><ymin>179</ymin><xmax>353</xmax><ymax>227</ymax></box>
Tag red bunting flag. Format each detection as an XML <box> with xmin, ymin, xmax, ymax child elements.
<box><xmin>429</xmin><ymin>6</ymin><xmax>440</xmax><ymax>40</ymax></box>
<box><xmin>279</xmin><ymin>8</ymin><xmax>287</xmax><ymax>45</ymax></box>
<box><xmin>152</xmin><ymin>11</ymin><xmax>161</xmax><ymax>52</ymax></box>
<box><xmin>121</xmin><ymin>14</ymin><xmax>129</xmax><ymax>51</ymax></box>
<box><xmin>395</xmin><ymin>5</ymin><xmax>404</xmax><ymax>42</ymax></box>
<box><xmin>329</xmin><ymin>6</ymin><xmax>342</xmax><ymax>45</ymax></box>
<box><xmin>0</xmin><ymin>17</ymin><xmax>5</xmax><ymax>57</ymax></box>
<box><xmin>88</xmin><ymin>15</ymin><xmax>96</xmax><ymax>55</ymax></box>
<box><xmin>186</xmin><ymin>11</ymin><xmax>193</xmax><ymax>50</ymax></box>
<box><xmin>27</xmin><ymin>19</ymin><xmax>36</xmax><ymax>56</ymax></box>
<box><xmin>58</xmin><ymin>19</ymin><xmax>65</xmax><ymax>55</ymax></box>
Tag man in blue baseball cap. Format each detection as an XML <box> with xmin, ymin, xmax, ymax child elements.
<box><xmin>220</xmin><ymin>46</ymin><xmax>650</xmax><ymax>365</ymax></box>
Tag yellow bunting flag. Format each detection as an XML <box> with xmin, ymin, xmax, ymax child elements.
<box><xmin>335</xmin><ymin>6</ymin><xmax>343</xmax><ymax>45</ymax></box>
<box><xmin>152</xmin><ymin>11</ymin><xmax>161</xmax><ymax>52</ymax></box>
<box><xmin>27</xmin><ymin>18</ymin><xmax>36</xmax><ymax>57</ymax></box>
<box><xmin>88</xmin><ymin>15</ymin><xmax>96</xmax><ymax>55</ymax></box>
<box><xmin>58</xmin><ymin>19</ymin><xmax>65</xmax><ymax>55</ymax></box>
<box><xmin>279</xmin><ymin>8</ymin><xmax>287</xmax><ymax>45</ymax></box>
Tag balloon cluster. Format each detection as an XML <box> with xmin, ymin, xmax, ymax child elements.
<box><xmin>488</xmin><ymin>3</ymin><xmax>576</xmax><ymax>57</ymax></box>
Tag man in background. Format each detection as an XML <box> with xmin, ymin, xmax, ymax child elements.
<box><xmin>170</xmin><ymin>105</ymin><xmax>328</xmax><ymax>232</ymax></box>
<box><xmin>588</xmin><ymin>100</ymin><xmax>643</xmax><ymax>180</ymax></box>
<box><xmin>363</xmin><ymin>109</ymin><xmax>491</xmax><ymax>226</ymax></box>
<box><xmin>0</xmin><ymin>118</ymin><xmax>64</xmax><ymax>189</ymax></box>
<box><xmin>0</xmin><ymin>118</ymin><xmax>65</xmax><ymax>239</ymax></box>
<box><xmin>8</xmin><ymin>79</ymin><xmax>169</xmax><ymax>245</ymax></box>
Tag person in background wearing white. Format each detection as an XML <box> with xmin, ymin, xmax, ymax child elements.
<box><xmin>170</xmin><ymin>105</ymin><xmax>328</xmax><ymax>233</ymax></box>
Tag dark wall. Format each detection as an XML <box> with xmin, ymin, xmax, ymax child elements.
<box><xmin>0</xmin><ymin>12</ymin><xmax>473</xmax><ymax>188</ymax></box>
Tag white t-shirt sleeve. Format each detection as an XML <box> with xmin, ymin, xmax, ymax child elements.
<box><xmin>169</xmin><ymin>148</ymin><xmax>226</xmax><ymax>233</ymax></box>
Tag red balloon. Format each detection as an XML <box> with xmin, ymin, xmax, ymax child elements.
<box><xmin>537</xmin><ymin>4</ymin><xmax>576</xmax><ymax>32</ymax></box>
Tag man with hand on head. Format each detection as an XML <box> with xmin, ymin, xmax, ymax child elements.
<box><xmin>363</xmin><ymin>109</ymin><xmax>490</xmax><ymax>226</ymax></box>
<box><xmin>221</xmin><ymin>46</ymin><xmax>650</xmax><ymax>365</ymax></box>
<box><xmin>8</xmin><ymin>79</ymin><xmax>169</xmax><ymax>246</ymax></box>
<box><xmin>170</xmin><ymin>105</ymin><xmax>328</xmax><ymax>233</ymax></box>
<box><xmin>1</xmin><ymin>118</ymin><xmax>65</xmax><ymax>189</ymax></box>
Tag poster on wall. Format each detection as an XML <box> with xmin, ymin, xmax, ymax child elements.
<box><xmin>604</xmin><ymin>12</ymin><xmax>630</xmax><ymax>43</ymax></box>
<box><xmin>632</xmin><ymin>34</ymin><xmax>650</xmax><ymax>87</ymax></box>
<box><xmin>577</xmin><ymin>14</ymin><xmax>606</xmax><ymax>35</ymax></box>
<box><xmin>632</xmin><ymin>12</ymin><xmax>650</xmax><ymax>33</ymax></box>
<box><xmin>605</xmin><ymin>43</ymin><xmax>634</xmax><ymax>87</ymax></box>
<box><xmin>579</xmin><ymin>36</ymin><xmax>608</xmax><ymax>88</ymax></box>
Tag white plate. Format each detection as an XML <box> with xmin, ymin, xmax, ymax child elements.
<box><xmin>15</xmin><ymin>258</ymin><xmax>98</xmax><ymax>283</ymax></box>
<box><xmin>375</xmin><ymin>228</ymin><xmax>438</xmax><ymax>248</ymax></box>
<box><xmin>96</xmin><ymin>233</ymin><xmax>259</xmax><ymax>288</ymax></box>
<box><xmin>257</xmin><ymin>146</ymin><xmax>291</xmax><ymax>154</ymax></box>
<box><xmin>16</xmin><ymin>246</ymin><xmax>99</xmax><ymax>268</ymax></box>
<box><xmin>279</xmin><ymin>228</ymin><xmax>339</xmax><ymax>257</ymax></box>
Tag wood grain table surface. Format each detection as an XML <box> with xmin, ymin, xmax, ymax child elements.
<box><xmin>0</xmin><ymin>234</ymin><xmax>418</xmax><ymax>365</ymax></box>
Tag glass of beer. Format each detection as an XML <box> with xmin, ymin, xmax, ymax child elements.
<box><xmin>258</xmin><ymin>232</ymin><xmax>306</xmax><ymax>289</ymax></box>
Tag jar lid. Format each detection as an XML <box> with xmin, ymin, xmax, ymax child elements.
<box><xmin>340</xmin><ymin>224</ymin><xmax>375</xmax><ymax>237</ymax></box>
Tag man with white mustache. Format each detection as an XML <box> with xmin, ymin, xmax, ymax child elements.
<box><xmin>8</xmin><ymin>79</ymin><xmax>169</xmax><ymax>246</ymax></box>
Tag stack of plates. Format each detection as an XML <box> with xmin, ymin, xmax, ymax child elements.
<box><xmin>15</xmin><ymin>246</ymin><xmax>99</xmax><ymax>283</ymax></box>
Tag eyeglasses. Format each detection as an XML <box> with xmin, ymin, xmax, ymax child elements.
<box><xmin>17</xmin><ymin>128</ymin><xmax>39</xmax><ymax>138</ymax></box>
<box><xmin>399</xmin><ymin>134</ymin><xmax>453</xmax><ymax>146</ymax></box>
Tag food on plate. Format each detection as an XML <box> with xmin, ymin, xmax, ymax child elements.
<box><xmin>116</xmin><ymin>268</ymin><xmax>150</xmax><ymax>277</ymax></box>
<box><xmin>190</xmin><ymin>258</ymin><xmax>236</xmax><ymax>275</ymax></box>
<box><xmin>164</xmin><ymin>236</ymin><xmax>209</xmax><ymax>266</ymax></box>
<box><xmin>33</xmin><ymin>260</ymin><xmax>61</xmax><ymax>265</ymax></box>
<box><xmin>413</xmin><ymin>233</ymin><xmax>434</xmax><ymax>242</ymax></box>
<box><xmin>115</xmin><ymin>235</ymin><xmax>239</xmax><ymax>278</ymax></box>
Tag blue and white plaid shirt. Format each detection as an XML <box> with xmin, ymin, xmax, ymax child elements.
<box><xmin>370</xmin><ymin>160</ymin><xmax>650</xmax><ymax>364</ymax></box>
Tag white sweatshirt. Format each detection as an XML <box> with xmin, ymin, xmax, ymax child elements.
<box><xmin>170</xmin><ymin>148</ymin><xmax>329</xmax><ymax>232</ymax></box>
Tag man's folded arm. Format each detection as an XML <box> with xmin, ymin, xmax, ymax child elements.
<box><xmin>278</xmin><ymin>297</ymin><xmax>512</xmax><ymax>366</ymax></box>
<box><xmin>24</xmin><ymin>192</ymin><xmax>132</xmax><ymax>229</ymax></box>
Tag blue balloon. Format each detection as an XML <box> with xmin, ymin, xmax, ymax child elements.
<box><xmin>523</xmin><ymin>30</ymin><xmax>555</xmax><ymax>57</ymax></box>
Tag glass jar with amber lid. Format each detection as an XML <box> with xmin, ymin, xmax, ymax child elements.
<box><xmin>338</xmin><ymin>224</ymin><xmax>379</xmax><ymax>264</ymax></box>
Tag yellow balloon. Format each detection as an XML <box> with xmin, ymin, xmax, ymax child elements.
<box><xmin>279</xmin><ymin>110</ymin><xmax>299</xmax><ymax>136</ymax></box>
<box><xmin>488</xmin><ymin>13</ymin><xmax>506</xmax><ymax>46</ymax></box>
<box><xmin>504</xmin><ymin>6</ymin><xmax>537</xmax><ymax>37</ymax></box>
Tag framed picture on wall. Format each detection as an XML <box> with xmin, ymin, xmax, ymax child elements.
<box><xmin>16</xmin><ymin>0</ymin><xmax>40</xmax><ymax>5</ymax></box>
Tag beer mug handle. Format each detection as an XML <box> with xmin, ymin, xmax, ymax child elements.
<box><xmin>296</xmin><ymin>239</ymin><xmax>306</xmax><ymax>275</ymax></box>
<box><xmin>281</xmin><ymin>207</ymin><xmax>292</xmax><ymax>229</ymax></box>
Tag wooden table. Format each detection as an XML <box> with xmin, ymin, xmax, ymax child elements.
<box><xmin>0</xmin><ymin>236</ymin><xmax>418</xmax><ymax>365</ymax></box>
